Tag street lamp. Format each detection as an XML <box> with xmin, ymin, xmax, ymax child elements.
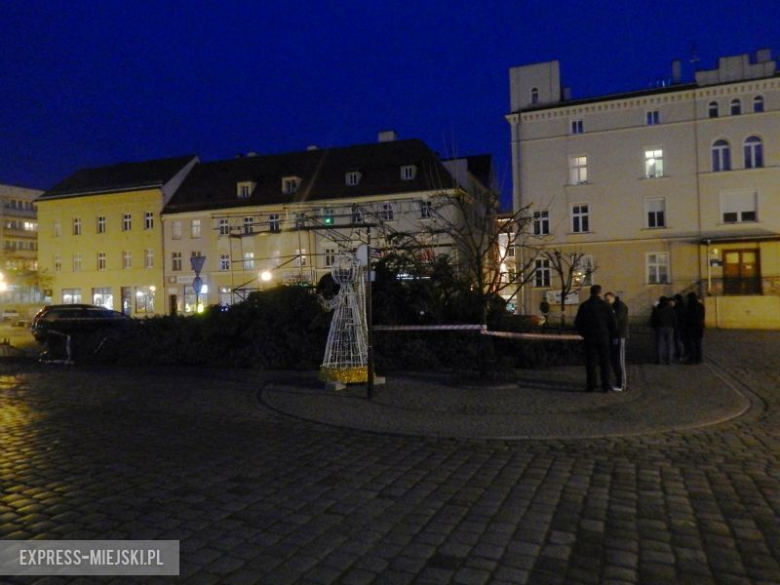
<box><xmin>260</xmin><ymin>270</ymin><xmax>272</xmax><ymax>282</ymax></box>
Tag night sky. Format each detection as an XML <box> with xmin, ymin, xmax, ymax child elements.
<box><xmin>2</xmin><ymin>1</ymin><xmax>779</xmax><ymax>207</ymax></box>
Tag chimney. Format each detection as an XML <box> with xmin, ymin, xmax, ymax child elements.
<box><xmin>756</xmin><ymin>48</ymin><xmax>772</xmax><ymax>63</ymax></box>
<box><xmin>671</xmin><ymin>59</ymin><xmax>682</xmax><ymax>84</ymax></box>
<box><xmin>562</xmin><ymin>87</ymin><xmax>571</xmax><ymax>101</ymax></box>
<box><xmin>306</xmin><ymin>145</ymin><xmax>319</xmax><ymax>151</ymax></box>
<box><xmin>378</xmin><ymin>130</ymin><xmax>397</xmax><ymax>143</ymax></box>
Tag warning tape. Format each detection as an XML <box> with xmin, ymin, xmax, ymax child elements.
<box><xmin>372</xmin><ymin>324</ymin><xmax>582</xmax><ymax>341</ymax></box>
<box><xmin>482</xmin><ymin>330</ymin><xmax>582</xmax><ymax>341</ymax></box>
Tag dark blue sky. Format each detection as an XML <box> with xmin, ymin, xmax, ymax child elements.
<box><xmin>2</xmin><ymin>1</ymin><xmax>779</xmax><ymax>207</ymax></box>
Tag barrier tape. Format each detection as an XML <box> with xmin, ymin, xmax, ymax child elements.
<box><xmin>373</xmin><ymin>324</ymin><xmax>582</xmax><ymax>341</ymax></box>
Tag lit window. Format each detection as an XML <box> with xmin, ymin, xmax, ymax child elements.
<box><xmin>533</xmin><ymin>210</ymin><xmax>549</xmax><ymax>235</ymax></box>
<box><xmin>93</xmin><ymin>288</ymin><xmax>113</xmax><ymax>309</ymax></box>
<box><xmin>282</xmin><ymin>177</ymin><xmax>300</xmax><ymax>194</ymax></box>
<box><xmin>295</xmin><ymin>213</ymin><xmax>306</xmax><ymax>229</ymax></box>
<box><xmin>646</xmin><ymin>110</ymin><xmax>660</xmax><ymax>125</ymax></box>
<box><xmin>172</xmin><ymin>252</ymin><xmax>182</xmax><ymax>271</ymax></box>
<box><xmin>721</xmin><ymin>191</ymin><xmax>757</xmax><ymax>223</ymax></box>
<box><xmin>730</xmin><ymin>98</ymin><xmax>741</xmax><ymax>115</ymax></box>
<box><xmin>744</xmin><ymin>136</ymin><xmax>763</xmax><ymax>169</ymax></box>
<box><xmin>62</xmin><ymin>288</ymin><xmax>82</xmax><ymax>304</ymax></box>
<box><xmin>571</xmin><ymin>119</ymin><xmax>584</xmax><ymax>134</ymax></box>
<box><xmin>708</xmin><ymin>101</ymin><xmax>719</xmax><ymax>118</ymax></box>
<box><xmin>144</xmin><ymin>212</ymin><xmax>154</xmax><ymax>230</ymax></box>
<box><xmin>73</xmin><ymin>254</ymin><xmax>82</xmax><ymax>272</ymax></box>
<box><xmin>346</xmin><ymin>171</ymin><xmax>361</xmax><ymax>186</ymax></box>
<box><xmin>324</xmin><ymin>247</ymin><xmax>337</xmax><ymax>267</ymax></box>
<box><xmin>530</xmin><ymin>87</ymin><xmax>539</xmax><ymax>104</ymax></box>
<box><xmin>646</xmin><ymin>198</ymin><xmax>666</xmax><ymax>228</ymax></box>
<box><xmin>381</xmin><ymin>202</ymin><xmax>394</xmax><ymax>221</ymax></box>
<box><xmin>122</xmin><ymin>251</ymin><xmax>132</xmax><ymax>269</ymax></box>
<box><xmin>219</xmin><ymin>254</ymin><xmax>230</xmax><ymax>270</ymax></box>
<box><xmin>576</xmin><ymin>256</ymin><xmax>595</xmax><ymax>286</ymax></box>
<box><xmin>295</xmin><ymin>248</ymin><xmax>307</xmax><ymax>267</ymax></box>
<box><xmin>97</xmin><ymin>216</ymin><xmax>106</xmax><ymax>234</ymax></box>
<box><xmin>97</xmin><ymin>252</ymin><xmax>106</xmax><ymax>270</ymax></box>
<box><xmin>243</xmin><ymin>217</ymin><xmax>253</xmax><ymax>234</ymax></box>
<box><xmin>73</xmin><ymin>218</ymin><xmax>82</xmax><ymax>236</ymax></box>
<box><xmin>172</xmin><ymin>220</ymin><xmax>182</xmax><ymax>240</ymax></box>
<box><xmin>571</xmin><ymin>204</ymin><xmax>589</xmax><ymax>233</ymax></box>
<box><xmin>243</xmin><ymin>252</ymin><xmax>255</xmax><ymax>270</ymax></box>
<box><xmin>54</xmin><ymin>254</ymin><xmax>62</xmax><ymax>272</ymax></box>
<box><xmin>54</xmin><ymin>220</ymin><xmax>62</xmax><ymax>238</ymax></box>
<box><xmin>534</xmin><ymin>259</ymin><xmax>551</xmax><ymax>288</ymax></box>
<box><xmin>647</xmin><ymin>253</ymin><xmax>670</xmax><ymax>284</ymax></box>
<box><xmin>191</xmin><ymin>219</ymin><xmax>201</xmax><ymax>238</ymax></box>
<box><xmin>645</xmin><ymin>149</ymin><xmax>664</xmax><ymax>178</ymax></box>
<box><xmin>420</xmin><ymin>200</ymin><xmax>432</xmax><ymax>219</ymax></box>
<box><xmin>218</xmin><ymin>218</ymin><xmax>230</xmax><ymax>236</ymax></box>
<box><xmin>712</xmin><ymin>140</ymin><xmax>731</xmax><ymax>172</ymax></box>
<box><xmin>569</xmin><ymin>156</ymin><xmax>588</xmax><ymax>185</ymax></box>
<box><xmin>269</xmin><ymin>214</ymin><xmax>281</xmax><ymax>232</ymax></box>
<box><xmin>322</xmin><ymin>208</ymin><xmax>334</xmax><ymax>225</ymax></box>
<box><xmin>145</xmin><ymin>249</ymin><xmax>154</xmax><ymax>268</ymax></box>
<box><xmin>123</xmin><ymin>213</ymin><xmax>132</xmax><ymax>231</ymax></box>
<box><xmin>237</xmin><ymin>181</ymin><xmax>254</xmax><ymax>198</ymax></box>
<box><xmin>753</xmin><ymin>95</ymin><xmax>764</xmax><ymax>113</ymax></box>
<box><xmin>400</xmin><ymin>165</ymin><xmax>417</xmax><ymax>180</ymax></box>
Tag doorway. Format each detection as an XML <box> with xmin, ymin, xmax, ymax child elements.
<box><xmin>723</xmin><ymin>249</ymin><xmax>761</xmax><ymax>295</ymax></box>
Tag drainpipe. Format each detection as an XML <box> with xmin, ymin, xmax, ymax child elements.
<box><xmin>706</xmin><ymin>239</ymin><xmax>712</xmax><ymax>295</ymax></box>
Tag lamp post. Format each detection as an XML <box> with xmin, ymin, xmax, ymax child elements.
<box><xmin>190</xmin><ymin>255</ymin><xmax>206</xmax><ymax>313</ymax></box>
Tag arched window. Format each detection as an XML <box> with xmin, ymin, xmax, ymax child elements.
<box><xmin>744</xmin><ymin>136</ymin><xmax>764</xmax><ymax>169</ymax></box>
<box><xmin>730</xmin><ymin>98</ymin><xmax>741</xmax><ymax>115</ymax></box>
<box><xmin>753</xmin><ymin>95</ymin><xmax>764</xmax><ymax>113</ymax></box>
<box><xmin>712</xmin><ymin>139</ymin><xmax>731</xmax><ymax>172</ymax></box>
<box><xmin>530</xmin><ymin>87</ymin><xmax>539</xmax><ymax>105</ymax></box>
<box><xmin>708</xmin><ymin>101</ymin><xmax>719</xmax><ymax>118</ymax></box>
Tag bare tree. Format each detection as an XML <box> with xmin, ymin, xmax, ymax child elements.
<box><xmin>543</xmin><ymin>250</ymin><xmax>595</xmax><ymax>326</ymax></box>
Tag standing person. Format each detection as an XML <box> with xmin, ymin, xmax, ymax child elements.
<box><xmin>655</xmin><ymin>297</ymin><xmax>677</xmax><ymax>365</ymax></box>
<box><xmin>575</xmin><ymin>285</ymin><xmax>617</xmax><ymax>393</ymax></box>
<box><xmin>685</xmin><ymin>292</ymin><xmax>705</xmax><ymax>363</ymax></box>
<box><xmin>651</xmin><ymin>296</ymin><xmax>666</xmax><ymax>363</ymax></box>
<box><xmin>673</xmin><ymin>294</ymin><xmax>687</xmax><ymax>361</ymax></box>
<box><xmin>605</xmin><ymin>292</ymin><xmax>628</xmax><ymax>392</ymax></box>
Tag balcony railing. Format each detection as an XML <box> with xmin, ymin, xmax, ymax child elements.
<box><xmin>708</xmin><ymin>277</ymin><xmax>780</xmax><ymax>296</ymax></box>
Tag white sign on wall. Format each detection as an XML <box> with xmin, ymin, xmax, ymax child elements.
<box><xmin>545</xmin><ymin>290</ymin><xmax>580</xmax><ymax>305</ymax></box>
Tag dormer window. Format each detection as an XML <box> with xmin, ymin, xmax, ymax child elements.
<box><xmin>401</xmin><ymin>165</ymin><xmax>417</xmax><ymax>180</ymax></box>
<box><xmin>346</xmin><ymin>171</ymin><xmax>361</xmax><ymax>186</ymax></box>
<box><xmin>282</xmin><ymin>177</ymin><xmax>300</xmax><ymax>194</ymax></box>
<box><xmin>237</xmin><ymin>181</ymin><xmax>255</xmax><ymax>199</ymax></box>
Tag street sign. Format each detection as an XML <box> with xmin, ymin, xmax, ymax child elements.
<box><xmin>190</xmin><ymin>255</ymin><xmax>206</xmax><ymax>274</ymax></box>
<box><xmin>193</xmin><ymin>276</ymin><xmax>203</xmax><ymax>294</ymax></box>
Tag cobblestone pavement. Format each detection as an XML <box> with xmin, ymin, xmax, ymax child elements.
<box><xmin>0</xmin><ymin>330</ymin><xmax>779</xmax><ymax>584</ymax></box>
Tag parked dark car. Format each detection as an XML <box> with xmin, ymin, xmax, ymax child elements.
<box><xmin>31</xmin><ymin>304</ymin><xmax>130</xmax><ymax>343</ymax></box>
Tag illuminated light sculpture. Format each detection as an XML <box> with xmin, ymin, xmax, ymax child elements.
<box><xmin>319</xmin><ymin>252</ymin><xmax>368</xmax><ymax>385</ymax></box>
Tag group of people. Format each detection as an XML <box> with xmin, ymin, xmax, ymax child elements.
<box><xmin>573</xmin><ymin>285</ymin><xmax>706</xmax><ymax>393</ymax></box>
<box><xmin>650</xmin><ymin>293</ymin><xmax>705</xmax><ymax>365</ymax></box>
<box><xmin>574</xmin><ymin>285</ymin><xmax>629</xmax><ymax>393</ymax></box>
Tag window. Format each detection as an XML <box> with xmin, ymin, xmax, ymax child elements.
<box><xmin>243</xmin><ymin>252</ymin><xmax>255</xmax><ymax>270</ymax></box>
<box><xmin>753</xmin><ymin>95</ymin><xmax>764</xmax><ymax>113</ymax></box>
<box><xmin>145</xmin><ymin>249</ymin><xmax>154</xmax><ymax>268</ymax></box>
<box><xmin>282</xmin><ymin>177</ymin><xmax>300</xmax><ymax>194</ymax></box>
<box><xmin>172</xmin><ymin>220</ymin><xmax>182</xmax><ymax>240</ymax></box>
<box><xmin>533</xmin><ymin>210</ymin><xmax>550</xmax><ymax>235</ymax></box>
<box><xmin>400</xmin><ymin>165</ymin><xmax>417</xmax><ymax>180</ymax></box>
<box><xmin>730</xmin><ymin>98</ymin><xmax>741</xmax><ymax>116</ymax></box>
<box><xmin>571</xmin><ymin>204</ymin><xmax>589</xmax><ymax>233</ymax></box>
<box><xmin>97</xmin><ymin>216</ymin><xmax>106</xmax><ymax>234</ymax></box>
<box><xmin>647</xmin><ymin>253</ymin><xmax>670</xmax><ymax>284</ymax></box>
<box><xmin>381</xmin><ymin>202</ymin><xmax>394</xmax><ymax>221</ymax></box>
<box><xmin>346</xmin><ymin>171</ymin><xmax>361</xmax><ymax>186</ymax></box>
<box><xmin>646</xmin><ymin>198</ymin><xmax>666</xmax><ymax>228</ymax></box>
<box><xmin>571</xmin><ymin>119</ymin><xmax>584</xmax><ymax>134</ymax></box>
<box><xmin>97</xmin><ymin>252</ymin><xmax>106</xmax><ymax>270</ymax></box>
<box><xmin>644</xmin><ymin>149</ymin><xmax>664</xmax><ymax>178</ymax></box>
<box><xmin>135</xmin><ymin>286</ymin><xmax>155</xmax><ymax>314</ymax></box>
<box><xmin>712</xmin><ymin>140</ymin><xmax>731</xmax><ymax>172</ymax></box>
<box><xmin>219</xmin><ymin>254</ymin><xmax>230</xmax><ymax>271</ymax></box>
<box><xmin>569</xmin><ymin>156</ymin><xmax>588</xmax><ymax>184</ymax></box>
<box><xmin>420</xmin><ymin>200</ymin><xmax>433</xmax><ymax>219</ymax></box>
<box><xmin>92</xmin><ymin>288</ymin><xmax>113</xmax><ymax>310</ymax></box>
<box><xmin>237</xmin><ymin>181</ymin><xmax>254</xmax><ymax>198</ymax></box>
<box><xmin>122</xmin><ymin>213</ymin><xmax>132</xmax><ymax>231</ymax></box>
<box><xmin>269</xmin><ymin>214</ymin><xmax>281</xmax><ymax>232</ymax></box>
<box><xmin>744</xmin><ymin>136</ymin><xmax>763</xmax><ymax>169</ymax></box>
<box><xmin>144</xmin><ymin>212</ymin><xmax>154</xmax><ymax>230</ymax></box>
<box><xmin>243</xmin><ymin>217</ymin><xmax>253</xmax><ymax>235</ymax></box>
<box><xmin>73</xmin><ymin>254</ymin><xmax>82</xmax><ymax>272</ymax></box>
<box><xmin>351</xmin><ymin>204</ymin><xmax>363</xmax><ymax>223</ymax></box>
<box><xmin>295</xmin><ymin>213</ymin><xmax>306</xmax><ymax>229</ymax></box>
<box><xmin>534</xmin><ymin>259</ymin><xmax>551</xmax><ymax>288</ymax></box>
<box><xmin>218</xmin><ymin>218</ymin><xmax>230</xmax><ymax>236</ymax></box>
<box><xmin>122</xmin><ymin>251</ymin><xmax>131</xmax><ymax>269</ymax></box>
<box><xmin>530</xmin><ymin>87</ymin><xmax>539</xmax><ymax>104</ymax></box>
<box><xmin>295</xmin><ymin>248</ymin><xmax>308</xmax><ymax>267</ymax></box>
<box><xmin>54</xmin><ymin>220</ymin><xmax>62</xmax><ymax>237</ymax></box>
<box><xmin>721</xmin><ymin>191</ymin><xmax>757</xmax><ymax>223</ymax></box>
<box><xmin>172</xmin><ymin>252</ymin><xmax>182</xmax><ymax>271</ymax></box>
<box><xmin>577</xmin><ymin>256</ymin><xmax>595</xmax><ymax>286</ymax></box>
<box><xmin>62</xmin><ymin>288</ymin><xmax>82</xmax><ymax>304</ymax></box>
<box><xmin>324</xmin><ymin>247</ymin><xmax>337</xmax><ymax>267</ymax></box>
<box><xmin>708</xmin><ymin>101</ymin><xmax>719</xmax><ymax>118</ymax></box>
<box><xmin>646</xmin><ymin>110</ymin><xmax>660</xmax><ymax>125</ymax></box>
<box><xmin>73</xmin><ymin>218</ymin><xmax>82</xmax><ymax>236</ymax></box>
<box><xmin>219</xmin><ymin>286</ymin><xmax>232</xmax><ymax>306</ymax></box>
<box><xmin>191</xmin><ymin>219</ymin><xmax>201</xmax><ymax>238</ymax></box>
<box><xmin>322</xmin><ymin>208</ymin><xmax>335</xmax><ymax>225</ymax></box>
<box><xmin>54</xmin><ymin>254</ymin><xmax>62</xmax><ymax>272</ymax></box>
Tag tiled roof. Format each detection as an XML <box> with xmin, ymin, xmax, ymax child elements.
<box><xmin>164</xmin><ymin>139</ymin><xmax>458</xmax><ymax>213</ymax></box>
<box><xmin>39</xmin><ymin>155</ymin><xmax>197</xmax><ymax>200</ymax></box>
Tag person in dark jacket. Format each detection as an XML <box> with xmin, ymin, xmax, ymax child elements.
<box><xmin>684</xmin><ymin>292</ymin><xmax>705</xmax><ymax>363</ymax></box>
<box><xmin>673</xmin><ymin>294</ymin><xmax>687</xmax><ymax>361</ymax></box>
<box><xmin>605</xmin><ymin>292</ymin><xmax>628</xmax><ymax>391</ymax></box>
<box><xmin>575</xmin><ymin>285</ymin><xmax>617</xmax><ymax>392</ymax></box>
<box><xmin>654</xmin><ymin>297</ymin><xmax>677</xmax><ymax>365</ymax></box>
